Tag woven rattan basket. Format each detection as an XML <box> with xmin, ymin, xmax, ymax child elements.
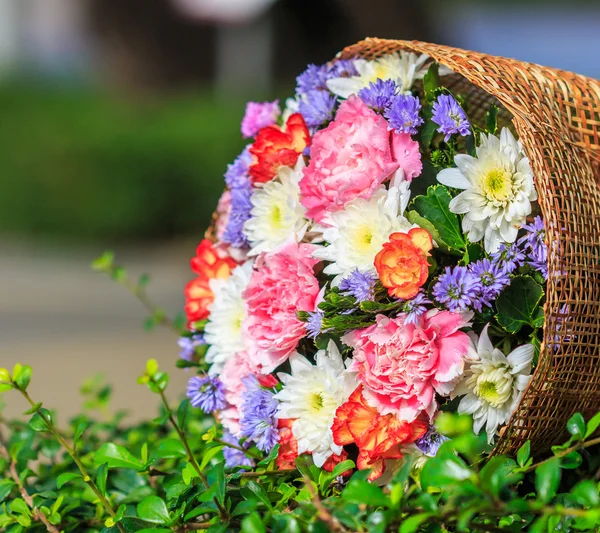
<box><xmin>337</xmin><ymin>38</ymin><xmax>600</xmax><ymax>455</ymax></box>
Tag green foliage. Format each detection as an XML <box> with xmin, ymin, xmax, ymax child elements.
<box><xmin>1</xmin><ymin>364</ymin><xmax>600</xmax><ymax>532</ymax></box>
<box><xmin>496</xmin><ymin>275</ymin><xmax>545</xmax><ymax>333</ymax></box>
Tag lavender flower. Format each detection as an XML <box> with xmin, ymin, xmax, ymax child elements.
<box><xmin>401</xmin><ymin>291</ymin><xmax>431</xmax><ymax>324</ymax></box>
<box><xmin>339</xmin><ymin>269</ymin><xmax>377</xmax><ymax>303</ymax></box>
<box><xmin>431</xmin><ymin>94</ymin><xmax>470</xmax><ymax>142</ymax></box>
<box><xmin>241</xmin><ymin>100</ymin><xmax>280</xmax><ymax>138</ymax></box>
<box><xmin>239</xmin><ymin>376</ymin><xmax>279</xmax><ymax>452</ymax></box>
<box><xmin>223</xmin><ymin>148</ymin><xmax>253</xmax><ymax>248</ymax></box>
<box><xmin>328</xmin><ymin>59</ymin><xmax>358</xmax><ymax>79</ymax></box>
<box><xmin>224</xmin><ymin>147</ymin><xmax>252</xmax><ymax>189</ymax></box>
<box><xmin>384</xmin><ymin>94</ymin><xmax>424</xmax><ymax>135</ymax></box>
<box><xmin>519</xmin><ymin>216</ymin><xmax>548</xmax><ymax>279</ymax></box>
<box><xmin>358</xmin><ymin>79</ymin><xmax>399</xmax><ymax>113</ymax></box>
<box><xmin>306</xmin><ymin>310</ymin><xmax>324</xmax><ymax>339</ymax></box>
<box><xmin>491</xmin><ymin>242</ymin><xmax>525</xmax><ymax>274</ymax></box>
<box><xmin>415</xmin><ymin>426</ymin><xmax>448</xmax><ymax>456</ymax></box>
<box><xmin>432</xmin><ymin>266</ymin><xmax>481</xmax><ymax>312</ymax></box>
<box><xmin>299</xmin><ymin>91</ymin><xmax>337</xmax><ymax>128</ymax></box>
<box><xmin>178</xmin><ymin>333</ymin><xmax>205</xmax><ymax>361</ymax></box>
<box><xmin>469</xmin><ymin>258</ymin><xmax>511</xmax><ymax>311</ymax></box>
<box><xmin>222</xmin><ymin>430</ymin><xmax>254</xmax><ymax>469</ymax></box>
<box><xmin>186</xmin><ymin>375</ymin><xmax>226</xmax><ymax>413</ymax></box>
<box><xmin>296</xmin><ymin>64</ymin><xmax>330</xmax><ymax>94</ymax></box>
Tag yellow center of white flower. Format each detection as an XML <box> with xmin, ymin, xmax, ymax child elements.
<box><xmin>351</xmin><ymin>225</ymin><xmax>375</xmax><ymax>254</ymax></box>
<box><xmin>481</xmin><ymin>168</ymin><xmax>514</xmax><ymax>204</ymax></box>
<box><xmin>310</xmin><ymin>392</ymin><xmax>324</xmax><ymax>411</ymax></box>
<box><xmin>471</xmin><ymin>366</ymin><xmax>513</xmax><ymax>408</ymax></box>
<box><xmin>269</xmin><ymin>205</ymin><xmax>283</xmax><ymax>228</ymax></box>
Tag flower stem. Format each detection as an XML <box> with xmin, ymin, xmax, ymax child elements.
<box><xmin>525</xmin><ymin>435</ymin><xmax>600</xmax><ymax>473</ymax></box>
<box><xmin>15</xmin><ymin>388</ymin><xmax>126</xmax><ymax>533</ymax></box>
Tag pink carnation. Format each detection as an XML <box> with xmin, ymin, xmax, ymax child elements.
<box><xmin>241</xmin><ymin>100</ymin><xmax>281</xmax><ymax>138</ymax></box>
<box><xmin>342</xmin><ymin>310</ymin><xmax>472</xmax><ymax>422</ymax></box>
<box><xmin>299</xmin><ymin>95</ymin><xmax>399</xmax><ymax>223</ymax></box>
<box><xmin>391</xmin><ymin>132</ymin><xmax>423</xmax><ymax>181</ymax></box>
<box><xmin>243</xmin><ymin>239</ymin><xmax>320</xmax><ymax>373</ymax></box>
<box><xmin>218</xmin><ymin>352</ymin><xmax>255</xmax><ymax>437</ymax></box>
<box><xmin>214</xmin><ymin>190</ymin><xmax>231</xmax><ymax>241</ymax></box>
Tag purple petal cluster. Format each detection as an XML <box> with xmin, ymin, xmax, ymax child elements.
<box><xmin>519</xmin><ymin>216</ymin><xmax>548</xmax><ymax>279</ymax></box>
<box><xmin>415</xmin><ymin>426</ymin><xmax>448</xmax><ymax>456</ymax></box>
<box><xmin>239</xmin><ymin>376</ymin><xmax>279</xmax><ymax>452</ymax></box>
<box><xmin>186</xmin><ymin>375</ymin><xmax>227</xmax><ymax>413</ymax></box>
<box><xmin>241</xmin><ymin>100</ymin><xmax>280</xmax><ymax>138</ymax></box>
<box><xmin>384</xmin><ymin>94</ymin><xmax>424</xmax><ymax>135</ymax></box>
<box><xmin>299</xmin><ymin>91</ymin><xmax>337</xmax><ymax>128</ymax></box>
<box><xmin>178</xmin><ymin>333</ymin><xmax>205</xmax><ymax>361</ymax></box>
<box><xmin>431</xmin><ymin>94</ymin><xmax>471</xmax><ymax>142</ymax></box>
<box><xmin>296</xmin><ymin>60</ymin><xmax>357</xmax><ymax>95</ymax></box>
<box><xmin>469</xmin><ymin>258</ymin><xmax>511</xmax><ymax>311</ymax></box>
<box><xmin>358</xmin><ymin>79</ymin><xmax>399</xmax><ymax>113</ymax></box>
<box><xmin>432</xmin><ymin>266</ymin><xmax>481</xmax><ymax>312</ymax></box>
<box><xmin>222</xmin><ymin>148</ymin><xmax>253</xmax><ymax>248</ymax></box>
<box><xmin>339</xmin><ymin>269</ymin><xmax>377</xmax><ymax>303</ymax></box>
<box><xmin>306</xmin><ymin>310</ymin><xmax>324</xmax><ymax>339</ymax></box>
<box><xmin>401</xmin><ymin>291</ymin><xmax>431</xmax><ymax>325</ymax></box>
<box><xmin>491</xmin><ymin>242</ymin><xmax>525</xmax><ymax>274</ymax></box>
<box><xmin>222</xmin><ymin>430</ymin><xmax>254</xmax><ymax>469</ymax></box>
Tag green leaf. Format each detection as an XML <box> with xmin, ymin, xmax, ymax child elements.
<box><xmin>74</xmin><ymin>421</ymin><xmax>88</xmax><ymax>446</ymax></box>
<box><xmin>342</xmin><ymin>479</ymin><xmax>389</xmax><ymax>508</ymax></box>
<box><xmin>423</xmin><ymin>62</ymin><xmax>441</xmax><ymax>101</ymax></box>
<box><xmin>412</xmin><ymin>185</ymin><xmax>466</xmax><ymax>251</ymax></box>
<box><xmin>96</xmin><ymin>463</ymin><xmax>108</xmax><ymax>497</ymax></box>
<box><xmin>399</xmin><ymin>513</ymin><xmax>433</xmax><ymax>533</ymax></box>
<box><xmin>101</xmin><ymin>518</ymin><xmax>156</xmax><ymax>533</ymax></box>
<box><xmin>419</xmin><ymin>118</ymin><xmax>438</xmax><ymax>149</ymax></box>
<box><xmin>0</xmin><ymin>480</ymin><xmax>15</xmax><ymax>502</ymax></box>
<box><xmin>479</xmin><ymin>457</ymin><xmax>520</xmax><ymax>497</ymax></box>
<box><xmin>207</xmin><ymin>461</ymin><xmax>226</xmax><ymax>506</ymax></box>
<box><xmin>10</xmin><ymin>498</ymin><xmax>30</xmax><ymax>516</ymax></box>
<box><xmin>485</xmin><ymin>104</ymin><xmax>499</xmax><ymax>135</ymax></box>
<box><xmin>256</xmin><ymin>444</ymin><xmax>280</xmax><ymax>467</ymax></box>
<box><xmin>420</xmin><ymin>452</ymin><xmax>474</xmax><ymax>490</ymax></box>
<box><xmin>29</xmin><ymin>409</ymin><xmax>52</xmax><ymax>432</ymax></box>
<box><xmin>243</xmin><ymin>481</ymin><xmax>272</xmax><ymax>510</ymax></box>
<box><xmin>567</xmin><ymin>412</ymin><xmax>586</xmax><ymax>439</ymax></box>
<box><xmin>91</xmin><ymin>251</ymin><xmax>114</xmax><ymax>271</ymax></box>
<box><xmin>23</xmin><ymin>402</ymin><xmax>42</xmax><ymax>415</ymax></box>
<box><xmin>56</xmin><ymin>472</ymin><xmax>81</xmax><ymax>489</ymax></box>
<box><xmin>496</xmin><ymin>276</ymin><xmax>544</xmax><ymax>333</ymax></box>
<box><xmin>177</xmin><ymin>399</ymin><xmax>189</xmax><ymax>430</ymax></box>
<box><xmin>517</xmin><ymin>440</ymin><xmax>531</xmax><ymax>468</ymax></box>
<box><xmin>155</xmin><ymin>439</ymin><xmax>187</xmax><ymax>459</ymax></box>
<box><xmin>199</xmin><ymin>443</ymin><xmax>224</xmax><ymax>471</ymax></box>
<box><xmin>241</xmin><ymin>512</ymin><xmax>265</xmax><ymax>533</ymax></box>
<box><xmin>571</xmin><ymin>480</ymin><xmax>600</xmax><ymax>507</ymax></box>
<box><xmin>182</xmin><ymin>462</ymin><xmax>199</xmax><ymax>485</ymax></box>
<box><xmin>561</xmin><ymin>451</ymin><xmax>582</xmax><ymax>469</ymax></box>
<box><xmin>535</xmin><ymin>457</ymin><xmax>561</xmax><ymax>503</ymax></box>
<box><xmin>585</xmin><ymin>412</ymin><xmax>600</xmax><ymax>438</ymax></box>
<box><xmin>136</xmin><ymin>496</ymin><xmax>170</xmax><ymax>524</ymax></box>
<box><xmin>95</xmin><ymin>443</ymin><xmax>144</xmax><ymax>470</ymax></box>
<box><xmin>406</xmin><ymin>210</ymin><xmax>450</xmax><ymax>254</ymax></box>
<box><xmin>13</xmin><ymin>365</ymin><xmax>32</xmax><ymax>390</ymax></box>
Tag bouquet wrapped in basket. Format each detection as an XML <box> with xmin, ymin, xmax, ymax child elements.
<box><xmin>182</xmin><ymin>39</ymin><xmax>600</xmax><ymax>479</ymax></box>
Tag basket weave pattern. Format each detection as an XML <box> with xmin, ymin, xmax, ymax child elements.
<box><xmin>340</xmin><ymin>38</ymin><xmax>600</xmax><ymax>455</ymax></box>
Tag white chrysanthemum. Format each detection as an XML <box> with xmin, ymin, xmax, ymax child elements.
<box><xmin>275</xmin><ymin>340</ymin><xmax>357</xmax><ymax>467</ymax></box>
<box><xmin>451</xmin><ymin>324</ymin><xmax>534</xmax><ymax>443</ymax></box>
<box><xmin>204</xmin><ymin>261</ymin><xmax>253</xmax><ymax>374</ymax></box>
<box><xmin>437</xmin><ymin>128</ymin><xmax>537</xmax><ymax>253</ymax></box>
<box><xmin>243</xmin><ymin>158</ymin><xmax>308</xmax><ymax>256</ymax></box>
<box><xmin>312</xmin><ymin>180</ymin><xmax>414</xmax><ymax>285</ymax></box>
<box><xmin>327</xmin><ymin>52</ymin><xmax>450</xmax><ymax>97</ymax></box>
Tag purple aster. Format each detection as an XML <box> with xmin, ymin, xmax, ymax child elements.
<box><xmin>415</xmin><ymin>426</ymin><xmax>448</xmax><ymax>456</ymax></box>
<box><xmin>552</xmin><ymin>304</ymin><xmax>574</xmax><ymax>352</ymax></box>
<box><xmin>241</xmin><ymin>100</ymin><xmax>280</xmax><ymax>138</ymax></box>
<box><xmin>224</xmin><ymin>147</ymin><xmax>252</xmax><ymax>189</ymax></box>
<box><xmin>432</xmin><ymin>266</ymin><xmax>481</xmax><ymax>312</ymax></box>
<box><xmin>178</xmin><ymin>333</ymin><xmax>205</xmax><ymax>361</ymax></box>
<box><xmin>306</xmin><ymin>310</ymin><xmax>324</xmax><ymax>339</ymax></box>
<box><xmin>469</xmin><ymin>258</ymin><xmax>511</xmax><ymax>311</ymax></box>
<box><xmin>186</xmin><ymin>375</ymin><xmax>226</xmax><ymax>414</ymax></box>
<box><xmin>298</xmin><ymin>91</ymin><xmax>337</xmax><ymax>128</ymax></box>
<box><xmin>339</xmin><ymin>269</ymin><xmax>377</xmax><ymax>303</ymax></box>
<box><xmin>384</xmin><ymin>94</ymin><xmax>424</xmax><ymax>135</ymax></box>
<box><xmin>358</xmin><ymin>79</ymin><xmax>399</xmax><ymax>113</ymax></box>
<box><xmin>222</xmin><ymin>148</ymin><xmax>253</xmax><ymax>249</ymax></box>
<box><xmin>431</xmin><ymin>94</ymin><xmax>471</xmax><ymax>142</ymax></box>
<box><xmin>401</xmin><ymin>291</ymin><xmax>431</xmax><ymax>325</ymax></box>
<box><xmin>239</xmin><ymin>376</ymin><xmax>279</xmax><ymax>452</ymax></box>
<box><xmin>328</xmin><ymin>59</ymin><xmax>358</xmax><ymax>79</ymax></box>
<box><xmin>491</xmin><ymin>242</ymin><xmax>526</xmax><ymax>274</ymax></box>
<box><xmin>519</xmin><ymin>216</ymin><xmax>548</xmax><ymax>279</ymax></box>
<box><xmin>222</xmin><ymin>430</ymin><xmax>254</xmax><ymax>469</ymax></box>
<box><xmin>296</xmin><ymin>64</ymin><xmax>330</xmax><ymax>94</ymax></box>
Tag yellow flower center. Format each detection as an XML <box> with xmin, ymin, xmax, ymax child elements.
<box><xmin>481</xmin><ymin>168</ymin><xmax>514</xmax><ymax>204</ymax></box>
<box><xmin>269</xmin><ymin>205</ymin><xmax>283</xmax><ymax>228</ymax></box>
<box><xmin>477</xmin><ymin>381</ymin><xmax>500</xmax><ymax>403</ymax></box>
<box><xmin>310</xmin><ymin>392</ymin><xmax>324</xmax><ymax>412</ymax></box>
<box><xmin>473</xmin><ymin>366</ymin><xmax>513</xmax><ymax>408</ymax></box>
<box><xmin>352</xmin><ymin>226</ymin><xmax>375</xmax><ymax>254</ymax></box>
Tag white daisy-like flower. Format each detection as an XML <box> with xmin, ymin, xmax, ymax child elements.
<box><xmin>312</xmin><ymin>179</ymin><xmax>414</xmax><ymax>285</ymax></box>
<box><xmin>275</xmin><ymin>340</ymin><xmax>357</xmax><ymax>467</ymax></box>
<box><xmin>243</xmin><ymin>157</ymin><xmax>308</xmax><ymax>256</ymax></box>
<box><xmin>451</xmin><ymin>324</ymin><xmax>534</xmax><ymax>443</ymax></box>
<box><xmin>437</xmin><ymin>127</ymin><xmax>537</xmax><ymax>253</ymax></box>
<box><xmin>204</xmin><ymin>261</ymin><xmax>253</xmax><ymax>374</ymax></box>
<box><xmin>327</xmin><ymin>52</ymin><xmax>450</xmax><ymax>98</ymax></box>
<box><xmin>281</xmin><ymin>96</ymin><xmax>300</xmax><ymax>123</ymax></box>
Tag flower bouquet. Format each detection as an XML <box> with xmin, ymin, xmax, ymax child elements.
<box><xmin>182</xmin><ymin>39</ymin><xmax>600</xmax><ymax>479</ymax></box>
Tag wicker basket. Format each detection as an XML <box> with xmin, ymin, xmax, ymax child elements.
<box><xmin>338</xmin><ymin>38</ymin><xmax>600</xmax><ymax>455</ymax></box>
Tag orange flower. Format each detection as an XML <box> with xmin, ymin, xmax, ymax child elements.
<box><xmin>332</xmin><ymin>387</ymin><xmax>427</xmax><ymax>480</ymax></box>
<box><xmin>374</xmin><ymin>228</ymin><xmax>433</xmax><ymax>300</ymax></box>
<box><xmin>249</xmin><ymin>113</ymin><xmax>310</xmax><ymax>184</ymax></box>
<box><xmin>184</xmin><ymin>239</ymin><xmax>236</xmax><ymax>327</ymax></box>
<box><xmin>276</xmin><ymin>418</ymin><xmax>298</xmax><ymax>469</ymax></box>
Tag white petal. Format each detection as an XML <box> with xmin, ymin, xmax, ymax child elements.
<box><xmin>449</xmin><ymin>192</ymin><xmax>473</xmax><ymax>214</ymax></box>
<box><xmin>458</xmin><ymin>394</ymin><xmax>481</xmax><ymax>415</ymax></box>
<box><xmin>484</xmin><ymin>225</ymin><xmax>503</xmax><ymax>253</ymax></box>
<box><xmin>508</xmin><ymin>344</ymin><xmax>535</xmax><ymax>374</ymax></box>
<box><xmin>454</xmin><ymin>154</ymin><xmax>480</xmax><ymax>180</ymax></box>
<box><xmin>326</xmin><ymin>77</ymin><xmax>361</xmax><ymax>98</ymax></box>
<box><xmin>477</xmin><ymin>324</ymin><xmax>494</xmax><ymax>356</ymax></box>
<box><xmin>437</xmin><ymin>167</ymin><xmax>470</xmax><ymax>189</ymax></box>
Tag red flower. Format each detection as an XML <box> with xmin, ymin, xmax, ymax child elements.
<box><xmin>249</xmin><ymin>113</ymin><xmax>310</xmax><ymax>184</ymax></box>
<box><xmin>276</xmin><ymin>418</ymin><xmax>298</xmax><ymax>469</ymax></box>
<box><xmin>332</xmin><ymin>387</ymin><xmax>427</xmax><ymax>480</ymax></box>
<box><xmin>184</xmin><ymin>239</ymin><xmax>236</xmax><ymax>327</ymax></box>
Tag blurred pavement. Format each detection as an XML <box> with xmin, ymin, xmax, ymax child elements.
<box><xmin>0</xmin><ymin>239</ymin><xmax>194</xmax><ymax>425</ymax></box>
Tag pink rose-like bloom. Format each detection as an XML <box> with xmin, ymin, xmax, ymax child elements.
<box><xmin>218</xmin><ymin>352</ymin><xmax>256</xmax><ymax>437</ymax></box>
<box><xmin>243</xmin><ymin>239</ymin><xmax>320</xmax><ymax>373</ymax></box>
<box><xmin>214</xmin><ymin>190</ymin><xmax>231</xmax><ymax>241</ymax></box>
<box><xmin>391</xmin><ymin>132</ymin><xmax>423</xmax><ymax>181</ymax></box>
<box><xmin>342</xmin><ymin>310</ymin><xmax>472</xmax><ymax>422</ymax></box>
<box><xmin>241</xmin><ymin>100</ymin><xmax>281</xmax><ymax>138</ymax></box>
<box><xmin>299</xmin><ymin>95</ymin><xmax>400</xmax><ymax>223</ymax></box>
